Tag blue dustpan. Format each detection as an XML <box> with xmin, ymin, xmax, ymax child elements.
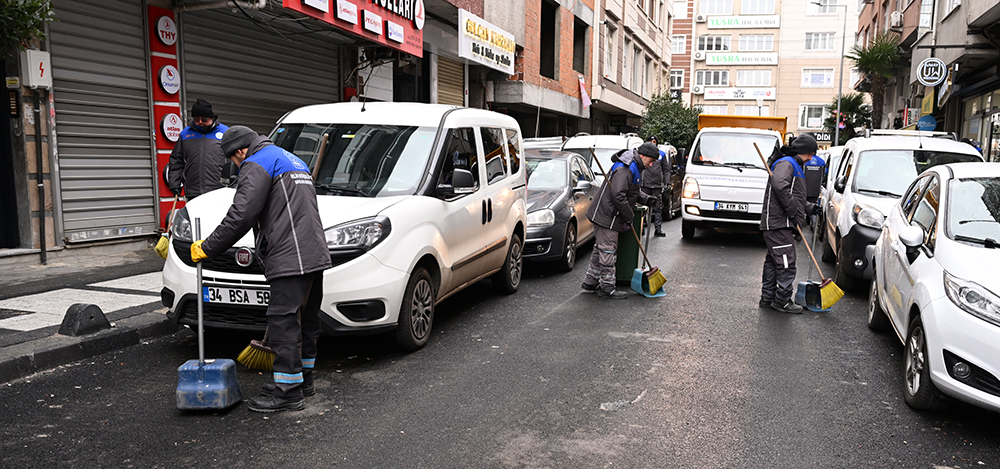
<box><xmin>177</xmin><ymin>218</ymin><xmax>242</xmax><ymax>410</ymax></box>
<box><xmin>630</xmin><ymin>268</ymin><xmax>666</xmax><ymax>298</ymax></box>
<box><xmin>795</xmin><ymin>281</ymin><xmax>831</xmax><ymax>312</ymax></box>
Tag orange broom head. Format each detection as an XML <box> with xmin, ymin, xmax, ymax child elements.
<box><xmin>237</xmin><ymin>339</ymin><xmax>275</xmax><ymax>371</ymax></box>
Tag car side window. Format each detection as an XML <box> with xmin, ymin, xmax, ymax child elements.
<box><xmin>438</xmin><ymin>127</ymin><xmax>480</xmax><ymax>193</ymax></box>
<box><xmin>570</xmin><ymin>158</ymin><xmax>585</xmax><ymax>183</ymax></box>
<box><xmin>481</xmin><ymin>127</ymin><xmax>508</xmax><ymax>185</ymax></box>
<box><xmin>838</xmin><ymin>151</ymin><xmax>854</xmax><ymax>182</ymax></box>
<box><xmin>505</xmin><ymin>129</ymin><xmax>522</xmax><ymax>176</ymax></box>
<box><xmin>900</xmin><ymin>176</ymin><xmax>930</xmax><ymax>219</ymax></box>
<box><xmin>910</xmin><ymin>176</ymin><xmax>940</xmax><ymax>251</ymax></box>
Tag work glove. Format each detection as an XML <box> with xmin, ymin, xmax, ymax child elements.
<box><xmin>190</xmin><ymin>240</ymin><xmax>207</xmax><ymax>263</ymax></box>
<box><xmin>811</xmin><ymin>204</ymin><xmax>822</xmax><ymax>216</ymax></box>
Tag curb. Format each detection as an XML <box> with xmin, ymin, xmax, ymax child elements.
<box><xmin>0</xmin><ymin>312</ymin><xmax>179</xmax><ymax>384</ymax></box>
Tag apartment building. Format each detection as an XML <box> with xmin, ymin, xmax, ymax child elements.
<box><xmin>677</xmin><ymin>0</ymin><xmax>860</xmax><ymax>147</ymax></box>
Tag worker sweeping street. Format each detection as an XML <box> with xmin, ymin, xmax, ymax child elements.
<box><xmin>190</xmin><ymin>125</ymin><xmax>332</xmax><ymax>412</ymax></box>
<box><xmin>582</xmin><ymin>143</ymin><xmax>660</xmax><ymax>299</ymax></box>
<box><xmin>759</xmin><ymin>134</ymin><xmax>815</xmax><ymax>314</ymax></box>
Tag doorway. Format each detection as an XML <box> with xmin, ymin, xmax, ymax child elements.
<box><xmin>0</xmin><ymin>58</ymin><xmax>21</xmax><ymax>248</ymax></box>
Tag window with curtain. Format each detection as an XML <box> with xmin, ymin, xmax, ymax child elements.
<box><xmin>741</xmin><ymin>0</ymin><xmax>774</xmax><ymax>14</ymax></box>
<box><xmin>801</xmin><ymin>68</ymin><xmax>834</xmax><ymax>87</ymax></box>
<box><xmin>805</xmin><ymin>32</ymin><xmax>835</xmax><ymax>50</ymax></box>
<box><xmin>739</xmin><ymin>35</ymin><xmax>773</xmax><ymax>51</ymax></box>
<box><xmin>670</xmin><ymin>70</ymin><xmax>684</xmax><ymax>89</ymax></box>
<box><xmin>695</xmin><ymin>70</ymin><xmax>729</xmax><ymax>86</ymax></box>
<box><xmin>697</xmin><ymin>35</ymin><xmax>732</xmax><ymax>51</ymax></box>
<box><xmin>736</xmin><ymin>70</ymin><xmax>771</xmax><ymax>86</ymax></box>
<box><xmin>672</xmin><ymin>35</ymin><xmax>686</xmax><ymax>54</ymax></box>
<box><xmin>700</xmin><ymin>0</ymin><xmax>733</xmax><ymax>15</ymax></box>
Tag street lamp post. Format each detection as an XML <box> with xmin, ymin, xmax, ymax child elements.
<box><xmin>814</xmin><ymin>1</ymin><xmax>848</xmax><ymax>146</ymax></box>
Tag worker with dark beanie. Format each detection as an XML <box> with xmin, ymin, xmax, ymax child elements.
<box><xmin>191</xmin><ymin>125</ymin><xmax>332</xmax><ymax>412</ymax></box>
<box><xmin>163</xmin><ymin>98</ymin><xmax>229</xmax><ymax>199</ymax></box>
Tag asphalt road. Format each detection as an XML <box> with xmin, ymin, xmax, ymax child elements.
<box><xmin>2</xmin><ymin>220</ymin><xmax>999</xmax><ymax>468</ymax></box>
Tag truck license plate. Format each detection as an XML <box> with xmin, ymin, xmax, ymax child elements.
<box><xmin>202</xmin><ymin>286</ymin><xmax>269</xmax><ymax>306</ymax></box>
<box><xmin>715</xmin><ymin>202</ymin><xmax>749</xmax><ymax>212</ymax></box>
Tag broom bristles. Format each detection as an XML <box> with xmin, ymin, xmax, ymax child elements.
<box><xmin>237</xmin><ymin>339</ymin><xmax>275</xmax><ymax>371</ymax></box>
<box><xmin>820</xmin><ymin>280</ymin><xmax>845</xmax><ymax>310</ymax></box>
<box><xmin>645</xmin><ymin>268</ymin><xmax>667</xmax><ymax>294</ymax></box>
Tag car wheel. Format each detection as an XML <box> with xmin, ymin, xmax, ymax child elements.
<box><xmin>555</xmin><ymin>223</ymin><xmax>577</xmax><ymax>273</ymax></box>
<box><xmin>821</xmin><ymin>233</ymin><xmax>835</xmax><ymax>263</ymax></box>
<box><xmin>866</xmin><ymin>267</ymin><xmax>891</xmax><ymax>332</ymax></box>
<box><xmin>833</xmin><ymin>247</ymin><xmax>855</xmax><ymax>291</ymax></box>
<box><xmin>663</xmin><ymin>196</ymin><xmax>674</xmax><ymax>221</ymax></box>
<box><xmin>903</xmin><ymin>316</ymin><xmax>950</xmax><ymax>411</ymax></box>
<box><xmin>681</xmin><ymin>220</ymin><xmax>695</xmax><ymax>239</ymax></box>
<box><xmin>394</xmin><ymin>267</ymin><xmax>434</xmax><ymax>352</ymax></box>
<box><xmin>493</xmin><ymin>233</ymin><xmax>523</xmax><ymax>294</ymax></box>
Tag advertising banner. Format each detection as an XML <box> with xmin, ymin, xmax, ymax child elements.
<box><xmin>458</xmin><ymin>9</ymin><xmax>515</xmax><ymax>75</ymax></box>
<box><xmin>283</xmin><ymin>0</ymin><xmax>424</xmax><ymax>56</ymax></box>
<box><xmin>706</xmin><ymin>15</ymin><xmax>780</xmax><ymax>29</ymax></box>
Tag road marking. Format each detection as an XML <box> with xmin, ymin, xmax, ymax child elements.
<box><xmin>89</xmin><ymin>272</ymin><xmax>163</xmax><ymax>293</ymax></box>
<box><xmin>0</xmin><ymin>288</ymin><xmax>157</xmax><ymax>331</ymax></box>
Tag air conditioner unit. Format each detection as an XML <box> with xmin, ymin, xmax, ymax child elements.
<box><xmin>694</xmin><ymin>51</ymin><xmax>705</xmax><ymax>61</ymax></box>
<box><xmin>693</xmin><ymin>85</ymin><xmax>705</xmax><ymax>95</ymax></box>
<box><xmin>695</xmin><ymin>15</ymin><xmax>707</xmax><ymax>23</ymax></box>
<box><xmin>890</xmin><ymin>11</ymin><xmax>903</xmax><ymax>29</ymax></box>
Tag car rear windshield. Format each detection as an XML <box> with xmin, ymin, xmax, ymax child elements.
<box><xmin>271</xmin><ymin>124</ymin><xmax>436</xmax><ymax>197</ymax></box>
<box><xmin>526</xmin><ymin>157</ymin><xmax>567</xmax><ymax>191</ymax></box>
<box><xmin>855</xmin><ymin>150</ymin><xmax>982</xmax><ymax>198</ymax></box>
<box><xmin>691</xmin><ymin>133</ymin><xmax>778</xmax><ymax>167</ymax></box>
<box><xmin>947</xmin><ymin>177</ymin><xmax>1000</xmax><ymax>245</ymax></box>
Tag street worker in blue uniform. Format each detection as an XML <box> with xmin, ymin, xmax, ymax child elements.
<box><xmin>641</xmin><ymin>136</ymin><xmax>669</xmax><ymax>237</ymax></box>
<box><xmin>190</xmin><ymin>125</ymin><xmax>332</xmax><ymax>413</ymax></box>
<box><xmin>760</xmin><ymin>133</ymin><xmax>815</xmax><ymax>314</ymax></box>
<box><xmin>800</xmin><ymin>136</ymin><xmax>826</xmax><ymax>228</ymax></box>
<box><xmin>582</xmin><ymin>142</ymin><xmax>661</xmax><ymax>299</ymax></box>
<box><xmin>163</xmin><ymin>99</ymin><xmax>230</xmax><ymax>200</ymax></box>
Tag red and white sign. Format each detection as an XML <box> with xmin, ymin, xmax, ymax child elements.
<box><xmin>386</xmin><ymin>20</ymin><xmax>404</xmax><ymax>43</ymax></box>
<box><xmin>162</xmin><ymin>113</ymin><xmax>183</xmax><ymax>142</ymax></box>
<box><xmin>159</xmin><ymin>64</ymin><xmax>181</xmax><ymax>95</ymax></box>
<box><xmin>283</xmin><ymin>0</ymin><xmax>423</xmax><ymax>56</ymax></box>
<box><xmin>303</xmin><ymin>0</ymin><xmax>329</xmax><ymax>13</ymax></box>
<box><xmin>156</xmin><ymin>16</ymin><xmax>177</xmax><ymax>46</ymax></box>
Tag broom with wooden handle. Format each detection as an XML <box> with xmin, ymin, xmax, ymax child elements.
<box><xmin>753</xmin><ymin>142</ymin><xmax>844</xmax><ymax>309</ymax></box>
<box><xmin>154</xmin><ymin>195</ymin><xmax>178</xmax><ymax>259</ymax></box>
<box><xmin>237</xmin><ymin>327</ymin><xmax>275</xmax><ymax>371</ymax></box>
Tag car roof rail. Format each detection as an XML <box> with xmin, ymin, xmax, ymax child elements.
<box><xmin>867</xmin><ymin>129</ymin><xmax>957</xmax><ymax>140</ymax></box>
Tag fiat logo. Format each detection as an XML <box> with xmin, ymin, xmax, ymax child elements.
<box><xmin>235</xmin><ymin>247</ymin><xmax>253</xmax><ymax>267</ymax></box>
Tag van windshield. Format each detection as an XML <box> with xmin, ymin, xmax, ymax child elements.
<box><xmin>271</xmin><ymin>124</ymin><xmax>437</xmax><ymax>197</ymax></box>
<box><xmin>854</xmin><ymin>150</ymin><xmax>981</xmax><ymax>198</ymax></box>
<box><xmin>691</xmin><ymin>133</ymin><xmax>777</xmax><ymax>168</ymax></box>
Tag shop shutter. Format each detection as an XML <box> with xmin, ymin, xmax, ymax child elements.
<box><xmin>437</xmin><ymin>56</ymin><xmax>465</xmax><ymax>107</ymax></box>
<box><xmin>180</xmin><ymin>9</ymin><xmax>341</xmax><ymax>135</ymax></box>
<box><xmin>48</xmin><ymin>0</ymin><xmax>157</xmax><ymax>243</ymax></box>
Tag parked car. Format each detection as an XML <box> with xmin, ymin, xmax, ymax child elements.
<box><xmin>523</xmin><ymin>136</ymin><xmax>566</xmax><ymax>151</ymax></box>
<box><xmin>869</xmin><ymin>162</ymin><xmax>1000</xmax><ymax>412</ymax></box>
<box><xmin>559</xmin><ymin>133</ymin><xmax>643</xmax><ymax>181</ymax></box>
<box><xmin>162</xmin><ymin>102</ymin><xmax>527</xmax><ymax>351</ymax></box>
<box><xmin>815</xmin><ymin>145</ymin><xmax>845</xmax><ymax>238</ymax></box>
<box><xmin>658</xmin><ymin>144</ymin><xmax>685</xmax><ymax>220</ymax></box>
<box><xmin>523</xmin><ymin>150</ymin><xmax>600</xmax><ymax>271</ymax></box>
<box><xmin>821</xmin><ymin>131</ymin><xmax>983</xmax><ymax>289</ymax></box>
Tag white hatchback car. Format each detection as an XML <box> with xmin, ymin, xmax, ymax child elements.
<box><xmin>869</xmin><ymin>162</ymin><xmax>1000</xmax><ymax>412</ymax></box>
<box><xmin>162</xmin><ymin>103</ymin><xmax>527</xmax><ymax>351</ymax></box>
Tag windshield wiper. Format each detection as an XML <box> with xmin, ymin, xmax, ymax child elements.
<box><xmin>726</xmin><ymin>162</ymin><xmax>765</xmax><ymax>170</ymax></box>
<box><xmin>315</xmin><ymin>184</ymin><xmax>369</xmax><ymax>197</ymax></box>
<box><xmin>699</xmin><ymin>160</ymin><xmax>743</xmax><ymax>172</ymax></box>
<box><xmin>954</xmin><ymin>234</ymin><xmax>999</xmax><ymax>249</ymax></box>
<box><xmin>856</xmin><ymin>188</ymin><xmax>902</xmax><ymax>198</ymax></box>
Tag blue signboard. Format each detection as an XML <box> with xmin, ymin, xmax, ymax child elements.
<box><xmin>917</xmin><ymin>115</ymin><xmax>937</xmax><ymax>131</ymax></box>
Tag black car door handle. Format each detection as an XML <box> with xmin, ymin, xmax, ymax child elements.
<box><xmin>482</xmin><ymin>200</ymin><xmax>487</xmax><ymax>224</ymax></box>
<box><xmin>487</xmin><ymin>198</ymin><xmax>494</xmax><ymax>222</ymax></box>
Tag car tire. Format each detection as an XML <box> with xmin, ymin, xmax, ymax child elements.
<box><xmin>833</xmin><ymin>247</ymin><xmax>855</xmax><ymax>291</ymax></box>
<box><xmin>903</xmin><ymin>316</ymin><xmax>950</xmax><ymax>411</ymax></box>
<box><xmin>394</xmin><ymin>267</ymin><xmax>434</xmax><ymax>352</ymax></box>
<box><xmin>821</xmin><ymin>233</ymin><xmax>835</xmax><ymax>263</ymax></box>
<box><xmin>867</xmin><ymin>267</ymin><xmax>891</xmax><ymax>332</ymax></box>
<box><xmin>493</xmin><ymin>233</ymin><xmax>523</xmax><ymax>294</ymax></box>
<box><xmin>663</xmin><ymin>195</ymin><xmax>674</xmax><ymax>221</ymax></box>
<box><xmin>681</xmin><ymin>220</ymin><xmax>695</xmax><ymax>239</ymax></box>
<box><xmin>555</xmin><ymin>223</ymin><xmax>577</xmax><ymax>273</ymax></box>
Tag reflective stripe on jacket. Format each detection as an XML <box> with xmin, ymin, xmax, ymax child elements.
<box><xmin>761</xmin><ymin>156</ymin><xmax>807</xmax><ymax>231</ymax></box>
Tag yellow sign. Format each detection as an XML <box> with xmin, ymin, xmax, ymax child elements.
<box><xmin>921</xmin><ymin>90</ymin><xmax>935</xmax><ymax>115</ymax></box>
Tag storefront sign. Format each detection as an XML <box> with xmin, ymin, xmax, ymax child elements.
<box><xmin>283</xmin><ymin>0</ymin><xmax>424</xmax><ymax>56</ymax></box>
<box><xmin>158</xmin><ymin>64</ymin><xmax>180</xmax><ymax>94</ymax></box>
<box><xmin>921</xmin><ymin>90</ymin><xmax>935</xmax><ymax>115</ymax></box>
<box><xmin>156</xmin><ymin>16</ymin><xmax>177</xmax><ymax>46</ymax></box>
<box><xmin>916</xmin><ymin>57</ymin><xmax>946</xmax><ymax>87</ymax></box>
<box><xmin>161</xmin><ymin>113</ymin><xmax>182</xmax><ymax>142</ymax></box>
<box><xmin>703</xmin><ymin>87</ymin><xmax>776</xmax><ymax>100</ymax></box>
<box><xmin>917</xmin><ymin>115</ymin><xmax>937</xmax><ymax>131</ymax></box>
<box><xmin>938</xmin><ymin>64</ymin><xmax>957</xmax><ymax>108</ymax></box>
<box><xmin>814</xmin><ymin>132</ymin><xmax>832</xmax><ymax>142</ymax></box>
<box><xmin>458</xmin><ymin>9</ymin><xmax>515</xmax><ymax>75</ymax></box>
<box><xmin>706</xmin><ymin>15</ymin><xmax>780</xmax><ymax>29</ymax></box>
<box><xmin>706</xmin><ymin>53</ymin><xmax>778</xmax><ymax>65</ymax></box>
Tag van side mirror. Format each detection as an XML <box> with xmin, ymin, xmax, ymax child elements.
<box><xmin>834</xmin><ymin>176</ymin><xmax>846</xmax><ymax>193</ymax></box>
<box><xmin>900</xmin><ymin>224</ymin><xmax>925</xmax><ymax>263</ymax></box>
<box><xmin>437</xmin><ymin>169</ymin><xmax>476</xmax><ymax>197</ymax></box>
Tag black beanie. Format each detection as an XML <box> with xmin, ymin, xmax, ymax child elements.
<box><xmin>221</xmin><ymin>125</ymin><xmax>257</xmax><ymax>157</ymax></box>
<box><xmin>789</xmin><ymin>134</ymin><xmax>818</xmax><ymax>155</ymax></box>
<box><xmin>638</xmin><ymin>142</ymin><xmax>660</xmax><ymax>158</ymax></box>
<box><xmin>191</xmin><ymin>99</ymin><xmax>216</xmax><ymax>118</ymax></box>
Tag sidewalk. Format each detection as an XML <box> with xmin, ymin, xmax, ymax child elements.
<box><xmin>0</xmin><ymin>245</ymin><xmax>179</xmax><ymax>383</ymax></box>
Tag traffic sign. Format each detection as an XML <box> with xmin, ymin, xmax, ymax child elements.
<box><xmin>917</xmin><ymin>58</ymin><xmax>947</xmax><ymax>87</ymax></box>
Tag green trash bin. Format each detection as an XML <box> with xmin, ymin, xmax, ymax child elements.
<box><xmin>616</xmin><ymin>204</ymin><xmax>647</xmax><ymax>285</ymax></box>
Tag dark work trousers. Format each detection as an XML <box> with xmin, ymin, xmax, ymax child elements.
<box><xmin>267</xmin><ymin>271</ymin><xmax>323</xmax><ymax>400</ymax></box>
<box><xmin>642</xmin><ymin>187</ymin><xmax>663</xmax><ymax>232</ymax></box>
<box><xmin>761</xmin><ymin>228</ymin><xmax>797</xmax><ymax>303</ymax></box>
<box><xmin>585</xmin><ymin>225</ymin><xmax>620</xmax><ymax>292</ymax></box>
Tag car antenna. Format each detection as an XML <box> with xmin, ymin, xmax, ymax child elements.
<box><xmin>918</xmin><ymin>130</ymin><xmax>923</xmax><ymax>149</ymax></box>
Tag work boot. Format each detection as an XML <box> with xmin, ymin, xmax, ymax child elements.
<box><xmin>597</xmin><ymin>288</ymin><xmax>628</xmax><ymax>299</ymax></box>
<box><xmin>770</xmin><ymin>299</ymin><xmax>803</xmax><ymax>314</ymax></box>
<box><xmin>246</xmin><ymin>394</ymin><xmax>305</xmax><ymax>413</ymax></box>
<box><xmin>260</xmin><ymin>381</ymin><xmax>315</xmax><ymax>397</ymax></box>
<box><xmin>581</xmin><ymin>281</ymin><xmax>598</xmax><ymax>292</ymax></box>
<box><xmin>654</xmin><ymin>230</ymin><xmax>666</xmax><ymax>237</ymax></box>
<box><xmin>759</xmin><ymin>297</ymin><xmax>772</xmax><ymax>308</ymax></box>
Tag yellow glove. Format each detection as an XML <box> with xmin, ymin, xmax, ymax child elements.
<box><xmin>191</xmin><ymin>240</ymin><xmax>208</xmax><ymax>263</ymax></box>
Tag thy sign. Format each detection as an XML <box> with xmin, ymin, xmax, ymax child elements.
<box><xmin>917</xmin><ymin>58</ymin><xmax>947</xmax><ymax>87</ymax></box>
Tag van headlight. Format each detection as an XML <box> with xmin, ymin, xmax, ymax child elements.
<box><xmin>852</xmin><ymin>203</ymin><xmax>884</xmax><ymax>229</ymax></box>
<box><xmin>944</xmin><ymin>271</ymin><xmax>1000</xmax><ymax>328</ymax></box>
<box><xmin>325</xmin><ymin>216</ymin><xmax>391</xmax><ymax>250</ymax></box>
<box><xmin>682</xmin><ymin>177</ymin><xmax>700</xmax><ymax>199</ymax></box>
<box><xmin>527</xmin><ymin>209</ymin><xmax>555</xmax><ymax>227</ymax></box>
<box><xmin>171</xmin><ymin>208</ymin><xmax>193</xmax><ymax>242</ymax></box>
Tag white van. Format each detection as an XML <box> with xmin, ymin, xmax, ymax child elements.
<box><xmin>680</xmin><ymin>127</ymin><xmax>782</xmax><ymax>238</ymax></box>
<box><xmin>559</xmin><ymin>133</ymin><xmax>643</xmax><ymax>180</ymax></box>
<box><xmin>161</xmin><ymin>103</ymin><xmax>527</xmax><ymax>351</ymax></box>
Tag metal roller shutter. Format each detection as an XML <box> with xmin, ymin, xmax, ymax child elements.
<box><xmin>180</xmin><ymin>9</ymin><xmax>341</xmax><ymax>134</ymax></box>
<box><xmin>49</xmin><ymin>0</ymin><xmax>157</xmax><ymax>243</ymax></box>
<box><xmin>437</xmin><ymin>56</ymin><xmax>465</xmax><ymax>107</ymax></box>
